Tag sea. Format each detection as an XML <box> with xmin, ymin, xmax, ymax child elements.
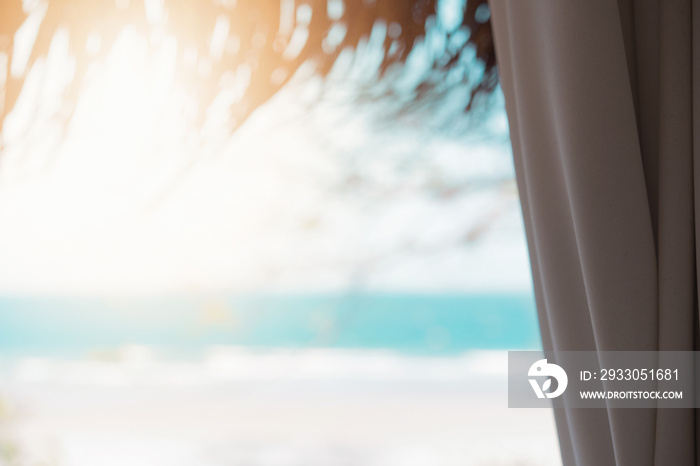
<box><xmin>0</xmin><ymin>293</ymin><xmax>541</xmax><ymax>357</ymax></box>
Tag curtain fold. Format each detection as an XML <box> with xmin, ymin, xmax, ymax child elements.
<box><xmin>489</xmin><ymin>1</ymin><xmax>698</xmax><ymax>464</ymax></box>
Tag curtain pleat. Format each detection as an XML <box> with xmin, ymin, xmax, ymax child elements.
<box><xmin>489</xmin><ymin>0</ymin><xmax>698</xmax><ymax>464</ymax></box>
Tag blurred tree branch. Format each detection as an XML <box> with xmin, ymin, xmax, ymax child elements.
<box><xmin>0</xmin><ymin>0</ymin><xmax>496</xmax><ymax>137</ymax></box>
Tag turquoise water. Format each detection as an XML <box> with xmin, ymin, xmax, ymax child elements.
<box><xmin>0</xmin><ymin>293</ymin><xmax>541</xmax><ymax>356</ymax></box>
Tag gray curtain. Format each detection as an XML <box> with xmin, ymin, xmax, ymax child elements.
<box><xmin>489</xmin><ymin>1</ymin><xmax>699</xmax><ymax>465</ymax></box>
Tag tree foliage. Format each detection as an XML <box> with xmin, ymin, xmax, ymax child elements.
<box><xmin>0</xmin><ymin>0</ymin><xmax>496</xmax><ymax>135</ymax></box>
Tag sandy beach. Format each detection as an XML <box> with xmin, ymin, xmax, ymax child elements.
<box><xmin>0</xmin><ymin>348</ymin><xmax>561</xmax><ymax>466</ymax></box>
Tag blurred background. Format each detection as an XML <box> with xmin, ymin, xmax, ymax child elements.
<box><xmin>0</xmin><ymin>0</ymin><xmax>560</xmax><ymax>464</ymax></box>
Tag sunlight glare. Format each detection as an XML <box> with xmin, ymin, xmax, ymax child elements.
<box><xmin>70</xmin><ymin>29</ymin><xmax>192</xmax><ymax>150</ymax></box>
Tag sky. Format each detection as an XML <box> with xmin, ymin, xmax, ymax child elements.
<box><xmin>0</xmin><ymin>6</ymin><xmax>533</xmax><ymax>297</ymax></box>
